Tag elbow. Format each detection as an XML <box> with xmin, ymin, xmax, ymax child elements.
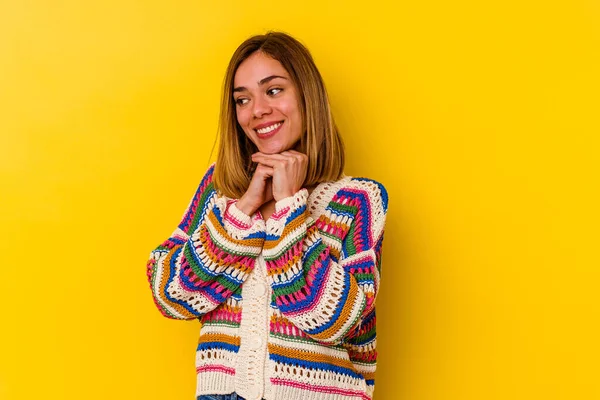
<box><xmin>146</xmin><ymin>252</ymin><xmax>201</xmax><ymax>321</ymax></box>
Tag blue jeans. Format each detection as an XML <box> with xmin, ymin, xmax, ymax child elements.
<box><xmin>197</xmin><ymin>394</ymin><xmax>249</xmax><ymax>400</ymax></box>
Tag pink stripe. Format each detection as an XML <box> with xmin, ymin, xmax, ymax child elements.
<box><xmin>223</xmin><ymin>202</ymin><xmax>252</xmax><ymax>229</ymax></box>
<box><xmin>271</xmin><ymin>378</ymin><xmax>370</xmax><ymax>400</ymax></box>
<box><xmin>223</xmin><ymin>213</ymin><xmax>251</xmax><ymax>229</ymax></box>
<box><xmin>270</xmin><ymin>206</ymin><xmax>290</xmax><ymax>221</ymax></box>
<box><xmin>274</xmin><ymin>249</ymin><xmax>331</xmax><ymax>317</ymax></box>
<box><xmin>175</xmin><ymin>274</ymin><xmax>224</xmax><ymax>302</ymax></box>
<box><xmin>196</xmin><ymin>365</ymin><xmax>235</xmax><ymax>375</ymax></box>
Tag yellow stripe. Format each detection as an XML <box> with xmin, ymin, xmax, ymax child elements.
<box><xmin>158</xmin><ymin>248</ymin><xmax>197</xmax><ymax>319</ymax></box>
<box><xmin>198</xmin><ymin>332</ymin><xmax>240</xmax><ymax>346</ymax></box>
<box><xmin>268</xmin><ymin>343</ymin><xmax>358</xmax><ymax>372</ymax></box>
<box><xmin>310</xmin><ymin>276</ymin><xmax>361</xmax><ymax>341</ymax></box>
<box><xmin>207</xmin><ymin>211</ymin><xmax>265</xmax><ymax>248</ymax></box>
<box><xmin>197</xmin><ymin>226</ymin><xmax>253</xmax><ymax>274</ymax></box>
<box><xmin>265</xmin><ymin>253</ymin><xmax>302</xmax><ymax>277</ymax></box>
<box><xmin>264</xmin><ymin>209</ymin><xmax>308</xmax><ymax>250</ymax></box>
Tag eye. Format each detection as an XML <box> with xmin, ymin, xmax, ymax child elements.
<box><xmin>235</xmin><ymin>97</ymin><xmax>249</xmax><ymax>106</ymax></box>
<box><xmin>267</xmin><ymin>87</ymin><xmax>283</xmax><ymax>96</ymax></box>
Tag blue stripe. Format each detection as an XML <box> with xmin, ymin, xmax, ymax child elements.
<box><xmin>304</xmin><ymin>262</ymin><xmax>354</xmax><ymax>336</ymax></box>
<box><xmin>265</xmin><ymin>204</ymin><xmax>307</xmax><ymax>243</ymax></box>
<box><xmin>178</xmin><ymin>241</ymin><xmax>245</xmax><ymax>304</ymax></box>
<box><xmin>275</xmin><ymin>244</ymin><xmax>330</xmax><ymax>314</ymax></box>
<box><xmin>178</xmin><ymin>164</ymin><xmax>216</xmax><ymax>232</ymax></box>
<box><xmin>163</xmin><ymin>246</ymin><xmax>202</xmax><ymax>317</ymax></box>
<box><xmin>246</xmin><ymin>230</ymin><xmax>266</xmax><ymax>239</ymax></box>
<box><xmin>342</xmin><ymin>257</ymin><xmax>375</xmax><ymax>271</ymax></box>
<box><xmin>301</xmin><ymin>239</ymin><xmax>321</xmax><ymax>264</ymax></box>
<box><xmin>327</xmin><ymin>206</ymin><xmax>355</xmax><ymax>219</ymax></box>
<box><xmin>285</xmin><ymin>203</ymin><xmax>306</xmax><ymax>225</ymax></box>
<box><xmin>211</xmin><ymin>201</ymin><xmax>225</xmax><ymax>226</ymax></box>
<box><xmin>169</xmin><ymin>236</ymin><xmax>186</xmax><ymax>246</ymax></box>
<box><xmin>352</xmin><ymin>177</ymin><xmax>388</xmax><ymax>212</ymax></box>
<box><xmin>183</xmin><ymin>238</ymin><xmax>244</xmax><ymax>286</ymax></box>
<box><xmin>196</xmin><ymin>341</ymin><xmax>239</xmax><ymax>353</ymax></box>
<box><xmin>266</xmin><ymin>233</ymin><xmax>279</xmax><ymax>241</ymax></box>
<box><xmin>271</xmin><ymin>269</ymin><xmax>305</xmax><ymax>291</ymax></box>
<box><xmin>356</xmin><ymin>278</ymin><xmax>374</xmax><ymax>286</ymax></box>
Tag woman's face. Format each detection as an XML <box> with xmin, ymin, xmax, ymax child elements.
<box><xmin>233</xmin><ymin>51</ymin><xmax>303</xmax><ymax>155</ymax></box>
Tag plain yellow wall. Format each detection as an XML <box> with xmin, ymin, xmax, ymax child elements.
<box><xmin>1</xmin><ymin>1</ymin><xmax>598</xmax><ymax>399</ymax></box>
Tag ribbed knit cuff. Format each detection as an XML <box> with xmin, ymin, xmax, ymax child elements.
<box><xmin>217</xmin><ymin>198</ymin><xmax>266</xmax><ymax>241</ymax></box>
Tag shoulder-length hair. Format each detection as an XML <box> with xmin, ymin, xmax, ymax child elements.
<box><xmin>212</xmin><ymin>31</ymin><xmax>346</xmax><ymax>199</ymax></box>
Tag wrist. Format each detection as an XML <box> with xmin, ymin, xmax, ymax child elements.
<box><xmin>274</xmin><ymin>190</ymin><xmax>297</xmax><ymax>202</ymax></box>
<box><xmin>236</xmin><ymin>196</ymin><xmax>257</xmax><ymax>217</ymax></box>
<box><xmin>274</xmin><ymin>188</ymin><xmax>309</xmax><ymax>212</ymax></box>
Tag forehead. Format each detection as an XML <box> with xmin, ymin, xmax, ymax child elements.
<box><xmin>234</xmin><ymin>52</ymin><xmax>289</xmax><ymax>86</ymax></box>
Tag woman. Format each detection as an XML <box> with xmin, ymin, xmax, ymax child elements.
<box><xmin>146</xmin><ymin>31</ymin><xmax>388</xmax><ymax>400</ymax></box>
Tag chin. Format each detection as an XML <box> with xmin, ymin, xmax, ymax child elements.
<box><xmin>258</xmin><ymin>143</ymin><xmax>289</xmax><ymax>154</ymax></box>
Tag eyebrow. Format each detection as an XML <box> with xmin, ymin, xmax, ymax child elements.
<box><xmin>233</xmin><ymin>75</ymin><xmax>288</xmax><ymax>93</ymax></box>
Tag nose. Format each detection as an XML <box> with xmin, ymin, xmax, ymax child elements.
<box><xmin>252</xmin><ymin>95</ymin><xmax>272</xmax><ymax>119</ymax></box>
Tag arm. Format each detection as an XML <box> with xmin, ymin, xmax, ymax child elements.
<box><xmin>146</xmin><ymin>163</ymin><xmax>266</xmax><ymax>320</ymax></box>
<box><xmin>263</xmin><ymin>179</ymin><xmax>388</xmax><ymax>345</ymax></box>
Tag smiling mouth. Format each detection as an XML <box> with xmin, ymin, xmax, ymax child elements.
<box><xmin>255</xmin><ymin>121</ymin><xmax>283</xmax><ymax>135</ymax></box>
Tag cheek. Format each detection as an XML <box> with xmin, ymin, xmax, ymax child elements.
<box><xmin>236</xmin><ymin>108</ymin><xmax>251</xmax><ymax>128</ymax></box>
<box><xmin>280</xmin><ymin>97</ymin><xmax>301</xmax><ymax>120</ymax></box>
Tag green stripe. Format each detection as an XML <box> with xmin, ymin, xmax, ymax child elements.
<box><xmin>263</xmin><ymin>233</ymin><xmax>302</xmax><ymax>261</ymax></box>
<box><xmin>272</xmin><ymin>275</ymin><xmax>307</xmax><ymax>297</ymax></box>
<box><xmin>187</xmin><ymin>184</ymin><xmax>215</xmax><ymax>235</ymax></box>
<box><xmin>353</xmin><ymin>273</ymin><xmax>374</xmax><ymax>282</ymax></box>
<box><xmin>329</xmin><ymin>202</ymin><xmax>358</xmax><ymax>215</ymax></box>
<box><xmin>344</xmin><ymin>222</ymin><xmax>357</xmax><ymax>256</ymax></box>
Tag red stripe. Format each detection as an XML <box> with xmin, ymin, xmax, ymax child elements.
<box><xmin>196</xmin><ymin>365</ymin><xmax>235</xmax><ymax>375</ymax></box>
<box><xmin>271</xmin><ymin>378</ymin><xmax>371</xmax><ymax>400</ymax></box>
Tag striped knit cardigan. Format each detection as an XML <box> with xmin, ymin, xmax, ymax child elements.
<box><xmin>146</xmin><ymin>163</ymin><xmax>388</xmax><ymax>400</ymax></box>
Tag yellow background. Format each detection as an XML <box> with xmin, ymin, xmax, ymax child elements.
<box><xmin>1</xmin><ymin>1</ymin><xmax>598</xmax><ymax>399</ymax></box>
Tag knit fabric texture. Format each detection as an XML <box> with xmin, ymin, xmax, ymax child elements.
<box><xmin>146</xmin><ymin>163</ymin><xmax>388</xmax><ymax>400</ymax></box>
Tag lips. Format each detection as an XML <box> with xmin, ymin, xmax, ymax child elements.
<box><xmin>254</xmin><ymin>121</ymin><xmax>284</xmax><ymax>138</ymax></box>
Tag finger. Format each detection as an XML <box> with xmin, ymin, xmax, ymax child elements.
<box><xmin>280</xmin><ymin>150</ymin><xmax>306</xmax><ymax>163</ymax></box>
<box><xmin>254</xmin><ymin>164</ymin><xmax>274</xmax><ymax>177</ymax></box>
<box><xmin>253</xmin><ymin>154</ymin><xmax>298</xmax><ymax>166</ymax></box>
<box><xmin>251</xmin><ymin>156</ymin><xmax>286</xmax><ymax>168</ymax></box>
<box><xmin>252</xmin><ymin>151</ymin><xmax>281</xmax><ymax>159</ymax></box>
<box><xmin>252</xmin><ymin>153</ymin><xmax>289</xmax><ymax>162</ymax></box>
<box><xmin>280</xmin><ymin>150</ymin><xmax>305</xmax><ymax>157</ymax></box>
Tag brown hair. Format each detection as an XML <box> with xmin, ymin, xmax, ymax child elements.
<box><xmin>212</xmin><ymin>31</ymin><xmax>345</xmax><ymax>199</ymax></box>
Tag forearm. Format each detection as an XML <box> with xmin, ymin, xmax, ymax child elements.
<box><xmin>147</xmin><ymin>197</ymin><xmax>266</xmax><ymax>320</ymax></box>
<box><xmin>263</xmin><ymin>189</ymin><xmax>372</xmax><ymax>344</ymax></box>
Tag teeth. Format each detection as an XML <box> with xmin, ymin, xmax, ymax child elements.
<box><xmin>256</xmin><ymin>122</ymin><xmax>282</xmax><ymax>134</ymax></box>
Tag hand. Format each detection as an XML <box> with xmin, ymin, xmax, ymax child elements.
<box><xmin>251</xmin><ymin>150</ymin><xmax>308</xmax><ymax>202</ymax></box>
<box><xmin>236</xmin><ymin>163</ymin><xmax>274</xmax><ymax>216</ymax></box>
